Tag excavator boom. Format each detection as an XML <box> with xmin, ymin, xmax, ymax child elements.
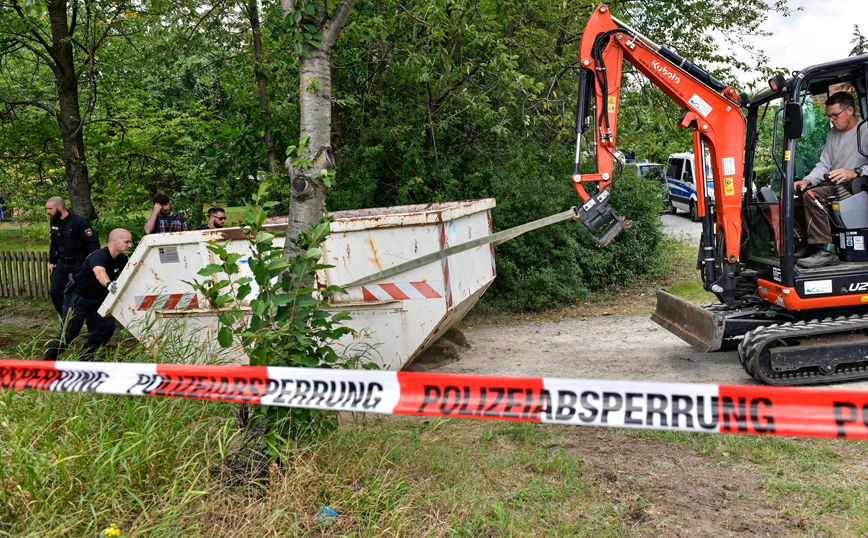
<box><xmin>573</xmin><ymin>4</ymin><xmax>748</xmax><ymax>306</ymax></box>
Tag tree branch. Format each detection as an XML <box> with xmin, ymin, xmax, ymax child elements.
<box><xmin>321</xmin><ymin>0</ymin><xmax>356</xmax><ymax>52</ymax></box>
<box><xmin>10</xmin><ymin>0</ymin><xmax>63</xmax><ymax>71</ymax></box>
<box><xmin>0</xmin><ymin>96</ymin><xmax>57</xmax><ymax>116</ymax></box>
<box><xmin>69</xmin><ymin>2</ymin><xmax>78</xmax><ymax>37</ymax></box>
<box><xmin>391</xmin><ymin>0</ymin><xmax>433</xmax><ymax>27</ymax></box>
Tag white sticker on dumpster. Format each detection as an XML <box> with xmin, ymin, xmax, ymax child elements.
<box><xmin>158</xmin><ymin>247</ymin><xmax>180</xmax><ymax>264</ymax></box>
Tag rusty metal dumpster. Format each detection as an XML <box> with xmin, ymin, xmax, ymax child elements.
<box><xmin>98</xmin><ymin>199</ymin><xmax>497</xmax><ymax>370</ymax></box>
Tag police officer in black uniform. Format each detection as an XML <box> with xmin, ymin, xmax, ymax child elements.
<box><xmin>45</xmin><ymin>196</ymin><xmax>100</xmax><ymax>318</ymax></box>
<box><xmin>43</xmin><ymin>229</ymin><xmax>132</xmax><ymax>361</ymax></box>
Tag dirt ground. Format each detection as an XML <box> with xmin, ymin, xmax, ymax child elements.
<box><xmin>406</xmin><ymin>215</ymin><xmax>862</xmax><ymax>536</ymax></box>
<box><xmin>556</xmin><ymin>429</ymin><xmax>826</xmax><ymax>537</ymax></box>
<box><xmin>409</xmin><ymin>311</ymin><xmax>849</xmax><ymax>536</ymax></box>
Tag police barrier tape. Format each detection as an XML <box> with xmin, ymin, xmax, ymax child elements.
<box><xmin>4</xmin><ymin>359</ymin><xmax>868</xmax><ymax>439</ymax></box>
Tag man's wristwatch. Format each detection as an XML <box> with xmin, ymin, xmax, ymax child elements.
<box><xmin>857</xmin><ymin>166</ymin><xmax>864</xmax><ymax>177</ymax></box>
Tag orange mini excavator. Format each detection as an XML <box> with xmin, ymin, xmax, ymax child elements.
<box><xmin>573</xmin><ymin>5</ymin><xmax>868</xmax><ymax>385</ymax></box>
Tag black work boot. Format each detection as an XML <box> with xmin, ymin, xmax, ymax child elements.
<box><xmin>43</xmin><ymin>347</ymin><xmax>60</xmax><ymax>361</ymax></box>
<box><xmin>797</xmin><ymin>247</ymin><xmax>840</xmax><ymax>269</ymax></box>
<box><xmin>794</xmin><ymin>243</ymin><xmax>817</xmax><ymax>260</ymax></box>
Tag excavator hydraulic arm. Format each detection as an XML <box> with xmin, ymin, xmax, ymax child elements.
<box><xmin>572</xmin><ymin>5</ymin><xmax>748</xmax><ymax>300</ymax></box>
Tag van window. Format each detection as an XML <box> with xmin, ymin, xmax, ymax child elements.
<box><xmin>683</xmin><ymin>162</ymin><xmax>693</xmax><ymax>184</ymax></box>
<box><xmin>667</xmin><ymin>159</ymin><xmax>684</xmax><ymax>181</ymax></box>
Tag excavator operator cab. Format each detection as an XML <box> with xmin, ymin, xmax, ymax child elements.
<box><xmin>742</xmin><ymin>55</ymin><xmax>868</xmax><ymax>299</ymax></box>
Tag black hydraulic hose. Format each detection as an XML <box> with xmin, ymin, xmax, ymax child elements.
<box><xmin>591</xmin><ymin>31</ymin><xmax>619</xmax><ymax>142</ymax></box>
<box><xmin>591</xmin><ymin>30</ymin><xmax>624</xmax><ymax>185</ymax></box>
<box><xmin>657</xmin><ymin>47</ymin><xmax>727</xmax><ymax>92</ymax></box>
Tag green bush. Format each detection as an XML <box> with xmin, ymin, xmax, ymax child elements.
<box><xmin>329</xmin><ymin>143</ymin><xmax>668</xmax><ymax>312</ymax></box>
<box><xmin>754</xmin><ymin>166</ymin><xmax>775</xmax><ymax>189</ymax></box>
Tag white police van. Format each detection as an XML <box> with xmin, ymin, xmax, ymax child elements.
<box><xmin>666</xmin><ymin>151</ymin><xmax>714</xmax><ymax>222</ymax></box>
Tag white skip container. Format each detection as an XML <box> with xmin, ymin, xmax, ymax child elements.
<box><xmin>98</xmin><ymin>199</ymin><xmax>497</xmax><ymax>370</ymax></box>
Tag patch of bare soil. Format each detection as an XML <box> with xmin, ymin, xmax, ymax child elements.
<box><xmin>0</xmin><ymin>312</ymin><xmax>53</xmax><ymax>357</ymax></box>
<box><xmin>558</xmin><ymin>429</ymin><xmax>820</xmax><ymax>537</ymax></box>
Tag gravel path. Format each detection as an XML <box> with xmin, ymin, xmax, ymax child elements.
<box><xmin>410</xmin><ymin>214</ymin><xmax>868</xmax><ymax>390</ymax></box>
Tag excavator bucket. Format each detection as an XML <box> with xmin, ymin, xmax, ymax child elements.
<box><xmin>651</xmin><ymin>289</ymin><xmax>725</xmax><ymax>352</ymax></box>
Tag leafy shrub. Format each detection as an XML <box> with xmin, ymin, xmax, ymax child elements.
<box><xmin>754</xmin><ymin>166</ymin><xmax>775</xmax><ymax>189</ymax></box>
<box><xmin>189</xmin><ymin>183</ymin><xmax>369</xmax><ymax>452</ymax></box>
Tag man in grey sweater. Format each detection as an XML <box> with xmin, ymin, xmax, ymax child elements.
<box><xmin>794</xmin><ymin>91</ymin><xmax>868</xmax><ymax>268</ymax></box>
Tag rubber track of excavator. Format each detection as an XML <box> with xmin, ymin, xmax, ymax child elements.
<box><xmin>738</xmin><ymin>314</ymin><xmax>868</xmax><ymax>386</ymax></box>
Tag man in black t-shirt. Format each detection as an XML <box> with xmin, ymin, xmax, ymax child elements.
<box><xmin>45</xmin><ymin>196</ymin><xmax>100</xmax><ymax>318</ymax></box>
<box><xmin>44</xmin><ymin>229</ymin><xmax>133</xmax><ymax>361</ymax></box>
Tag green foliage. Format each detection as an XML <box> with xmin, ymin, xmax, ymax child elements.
<box><xmin>277</xmin><ymin>0</ymin><xmax>325</xmax><ymax>56</ymax></box>
<box><xmin>2</xmin><ymin>0</ymin><xmax>799</xmax><ymax>313</ymax></box>
<box><xmin>851</xmin><ymin>24</ymin><xmax>868</xmax><ymax>57</ymax></box>
<box><xmin>188</xmin><ymin>182</ymin><xmax>367</xmax><ymax>447</ymax></box>
<box><xmin>754</xmin><ymin>166</ymin><xmax>774</xmax><ymax>189</ymax></box>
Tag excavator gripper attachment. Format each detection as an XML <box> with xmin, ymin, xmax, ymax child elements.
<box><xmin>575</xmin><ymin>188</ymin><xmax>633</xmax><ymax>247</ymax></box>
<box><xmin>651</xmin><ymin>288</ymin><xmax>725</xmax><ymax>352</ymax></box>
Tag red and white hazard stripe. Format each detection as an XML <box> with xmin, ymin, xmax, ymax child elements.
<box><xmin>135</xmin><ymin>293</ymin><xmax>200</xmax><ymax>311</ymax></box>
<box><xmin>361</xmin><ymin>281</ymin><xmax>443</xmax><ymax>302</ymax></box>
<box><xmin>5</xmin><ymin>359</ymin><xmax>868</xmax><ymax>439</ymax></box>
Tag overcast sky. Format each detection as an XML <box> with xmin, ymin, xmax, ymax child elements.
<box><xmin>730</xmin><ymin>0</ymin><xmax>864</xmax><ymax>86</ymax></box>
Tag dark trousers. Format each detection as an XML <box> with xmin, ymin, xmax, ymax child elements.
<box><xmin>49</xmin><ymin>261</ymin><xmax>78</xmax><ymax>315</ymax></box>
<box><xmin>50</xmin><ymin>262</ymin><xmax>95</xmax><ymax>331</ymax></box>
<box><xmin>794</xmin><ymin>183</ymin><xmax>836</xmax><ymax>245</ymax></box>
<box><xmin>48</xmin><ymin>291</ymin><xmax>115</xmax><ymax>356</ymax></box>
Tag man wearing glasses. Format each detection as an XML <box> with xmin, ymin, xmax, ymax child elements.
<box><xmin>793</xmin><ymin>91</ymin><xmax>868</xmax><ymax>268</ymax></box>
<box><xmin>197</xmin><ymin>207</ymin><xmax>227</xmax><ymax>230</ymax></box>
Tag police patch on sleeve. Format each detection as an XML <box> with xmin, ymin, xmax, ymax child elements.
<box><xmin>85</xmin><ymin>228</ymin><xmax>94</xmax><ymax>236</ymax></box>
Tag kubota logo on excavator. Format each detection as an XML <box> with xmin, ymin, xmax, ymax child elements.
<box><xmin>650</xmin><ymin>61</ymin><xmax>681</xmax><ymax>84</ymax></box>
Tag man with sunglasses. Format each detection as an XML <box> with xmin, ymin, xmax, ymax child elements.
<box><xmin>197</xmin><ymin>207</ymin><xmax>226</xmax><ymax>230</ymax></box>
<box><xmin>793</xmin><ymin>91</ymin><xmax>868</xmax><ymax>268</ymax></box>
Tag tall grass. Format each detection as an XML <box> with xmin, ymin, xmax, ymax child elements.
<box><xmin>1</xmin><ymin>355</ymin><xmax>627</xmax><ymax>536</ymax></box>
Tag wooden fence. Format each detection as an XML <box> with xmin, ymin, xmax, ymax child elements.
<box><xmin>0</xmin><ymin>251</ymin><xmax>50</xmax><ymax>298</ymax></box>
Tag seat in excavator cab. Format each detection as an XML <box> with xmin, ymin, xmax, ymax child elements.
<box><xmin>830</xmin><ymin>175</ymin><xmax>868</xmax><ymax>229</ymax></box>
<box><xmin>828</xmin><ymin>175</ymin><xmax>868</xmax><ymax>262</ymax></box>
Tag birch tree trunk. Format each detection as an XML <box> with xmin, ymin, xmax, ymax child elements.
<box><xmin>280</xmin><ymin>0</ymin><xmax>355</xmax><ymax>237</ymax></box>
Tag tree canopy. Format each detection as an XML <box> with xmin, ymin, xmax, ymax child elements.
<box><xmin>1</xmin><ymin>0</ymin><xmax>799</xmax><ymax>310</ymax></box>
